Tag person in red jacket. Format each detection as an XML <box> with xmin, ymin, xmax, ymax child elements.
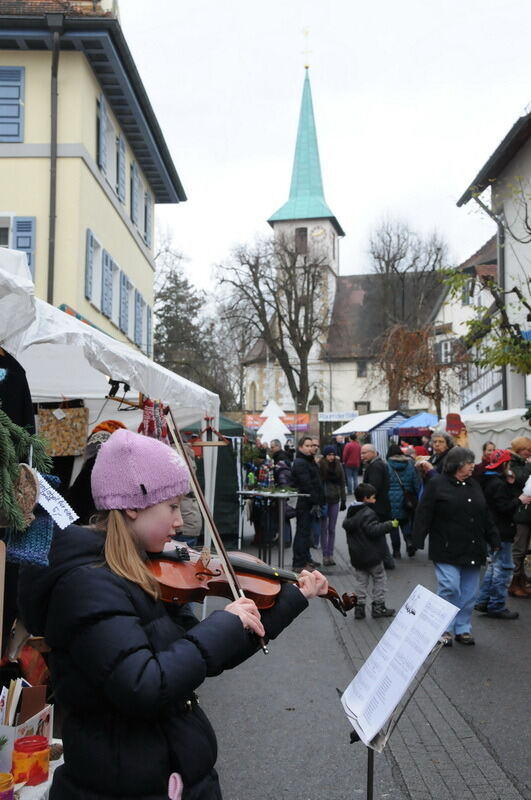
<box><xmin>342</xmin><ymin>433</ymin><xmax>361</xmax><ymax>494</ymax></box>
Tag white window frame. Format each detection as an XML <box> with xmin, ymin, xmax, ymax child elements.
<box><xmin>90</xmin><ymin>237</ymin><xmax>103</xmax><ymax>311</ymax></box>
<box><xmin>127</xmin><ymin>281</ymin><xmax>136</xmax><ymax>341</ymax></box>
<box><xmin>0</xmin><ymin>213</ymin><xmax>14</xmax><ymax>247</ymax></box>
<box><xmin>440</xmin><ymin>339</ymin><xmax>453</xmax><ymax>364</ymax></box>
<box><xmin>111</xmin><ymin>261</ymin><xmax>120</xmax><ymax>327</ymax></box>
<box><xmin>104</xmin><ymin>120</ymin><xmax>117</xmax><ymax>196</ymax></box>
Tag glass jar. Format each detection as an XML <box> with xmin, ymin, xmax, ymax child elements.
<box><xmin>0</xmin><ymin>773</ymin><xmax>13</xmax><ymax>800</ymax></box>
<box><xmin>12</xmin><ymin>735</ymin><xmax>49</xmax><ymax>786</ymax></box>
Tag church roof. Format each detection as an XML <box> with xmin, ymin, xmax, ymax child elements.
<box><xmin>244</xmin><ymin>270</ymin><xmax>445</xmax><ymax>364</ymax></box>
<box><xmin>324</xmin><ymin>271</ymin><xmax>445</xmax><ymax>360</ymax></box>
<box><xmin>268</xmin><ymin>69</ymin><xmax>344</xmax><ymax>236</ymax></box>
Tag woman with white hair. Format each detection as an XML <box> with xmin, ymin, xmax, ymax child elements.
<box><xmin>412</xmin><ymin>447</ymin><xmax>500</xmax><ymax>646</ymax></box>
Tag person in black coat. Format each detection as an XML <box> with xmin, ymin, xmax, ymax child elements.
<box><xmin>290</xmin><ymin>436</ymin><xmax>325</xmax><ymax>571</ymax></box>
<box><xmin>318</xmin><ymin>446</ymin><xmax>347</xmax><ymax>566</ymax></box>
<box><xmin>360</xmin><ymin>443</ymin><xmax>394</xmax><ymax>569</ymax></box>
<box><xmin>475</xmin><ymin>450</ymin><xmax>520</xmax><ymax>619</ymax></box>
<box><xmin>412</xmin><ymin>447</ymin><xmax>500</xmax><ymax>647</ymax></box>
<box><xmin>418</xmin><ymin>431</ymin><xmax>455</xmax><ymax>485</ymax></box>
<box><xmin>343</xmin><ymin>483</ymin><xmax>397</xmax><ymax>619</ymax></box>
<box><xmin>18</xmin><ymin>430</ymin><xmax>328</xmax><ymax>800</ymax></box>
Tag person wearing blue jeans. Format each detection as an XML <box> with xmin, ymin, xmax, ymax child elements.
<box><xmin>435</xmin><ymin>563</ymin><xmax>482</xmax><ymax>635</ymax></box>
<box><xmin>318</xmin><ymin>446</ymin><xmax>347</xmax><ymax>565</ymax></box>
<box><xmin>344</xmin><ymin>466</ymin><xmax>359</xmax><ymax>495</ymax></box>
<box><xmin>474</xmin><ymin>449</ymin><xmax>520</xmax><ymax>619</ymax></box>
<box><xmin>412</xmin><ymin>446</ymin><xmax>500</xmax><ymax>646</ymax></box>
<box><xmin>475</xmin><ymin>543</ymin><xmax>515</xmax><ymax>615</ymax></box>
<box><xmin>342</xmin><ymin>434</ymin><xmax>361</xmax><ymax>495</ymax></box>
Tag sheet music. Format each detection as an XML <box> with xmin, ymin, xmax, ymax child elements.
<box><xmin>341</xmin><ymin>585</ymin><xmax>458</xmax><ymax>746</ymax></box>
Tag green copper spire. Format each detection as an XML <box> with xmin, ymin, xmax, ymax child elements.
<box><xmin>268</xmin><ymin>68</ymin><xmax>344</xmax><ymax>236</ymax></box>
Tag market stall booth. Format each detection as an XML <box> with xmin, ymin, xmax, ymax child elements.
<box><xmin>460</xmin><ymin>408</ymin><xmax>530</xmax><ymax>458</ymax></box>
<box><xmin>392</xmin><ymin>412</ymin><xmax>439</xmax><ymax>439</ymax></box>
<box><xmin>0</xmin><ymin>249</ymin><xmax>220</xmax><ymax>504</ymax></box>
<box><xmin>332</xmin><ymin>410</ymin><xmax>408</xmax><ymax>457</ymax></box>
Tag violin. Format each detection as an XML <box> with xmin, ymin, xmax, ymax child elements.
<box><xmin>147</xmin><ymin>547</ymin><xmax>357</xmax><ymax>617</ymax></box>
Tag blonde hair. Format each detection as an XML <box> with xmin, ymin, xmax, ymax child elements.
<box><xmin>101</xmin><ymin>510</ymin><xmax>160</xmax><ymax>600</ymax></box>
<box><xmin>510</xmin><ymin>436</ymin><xmax>531</xmax><ymax>454</ymax></box>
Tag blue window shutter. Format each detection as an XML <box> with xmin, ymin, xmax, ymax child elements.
<box><xmin>98</xmin><ymin>93</ymin><xmax>107</xmax><ymax>173</ymax></box>
<box><xmin>119</xmin><ymin>271</ymin><xmax>130</xmax><ymax>334</ymax></box>
<box><xmin>101</xmin><ymin>250</ymin><xmax>113</xmax><ymax>318</ymax></box>
<box><xmin>130</xmin><ymin>163</ymin><xmax>138</xmax><ymax>225</ymax></box>
<box><xmin>13</xmin><ymin>217</ymin><xmax>36</xmax><ymax>278</ymax></box>
<box><xmin>0</xmin><ymin>67</ymin><xmax>24</xmax><ymax>142</ymax></box>
<box><xmin>85</xmin><ymin>229</ymin><xmax>94</xmax><ymax>300</ymax></box>
<box><xmin>117</xmin><ymin>135</ymin><xmax>126</xmax><ymax>202</ymax></box>
<box><xmin>134</xmin><ymin>289</ymin><xmax>144</xmax><ymax>346</ymax></box>
<box><xmin>146</xmin><ymin>306</ymin><xmax>152</xmax><ymax>357</ymax></box>
<box><xmin>144</xmin><ymin>192</ymin><xmax>153</xmax><ymax>247</ymax></box>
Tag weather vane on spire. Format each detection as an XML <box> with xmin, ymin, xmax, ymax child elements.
<box><xmin>302</xmin><ymin>27</ymin><xmax>311</xmax><ymax>69</ymax></box>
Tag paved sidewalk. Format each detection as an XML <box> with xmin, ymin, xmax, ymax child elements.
<box><xmin>327</xmin><ymin>538</ymin><xmax>527</xmax><ymax>800</ymax></box>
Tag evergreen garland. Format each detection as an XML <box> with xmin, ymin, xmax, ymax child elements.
<box><xmin>0</xmin><ymin>408</ymin><xmax>53</xmax><ymax>531</ymax></box>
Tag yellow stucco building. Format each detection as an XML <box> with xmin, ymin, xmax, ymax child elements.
<box><xmin>0</xmin><ymin>0</ymin><xmax>185</xmax><ymax>354</ymax></box>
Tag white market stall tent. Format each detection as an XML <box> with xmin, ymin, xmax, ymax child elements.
<box><xmin>461</xmin><ymin>408</ymin><xmax>530</xmax><ymax>459</ymax></box>
<box><xmin>332</xmin><ymin>410</ymin><xmax>408</xmax><ymax>458</ymax></box>
<box><xmin>0</xmin><ymin>250</ymin><xmax>220</xmax><ymax>506</ymax></box>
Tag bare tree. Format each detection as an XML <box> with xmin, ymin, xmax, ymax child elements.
<box><xmin>378</xmin><ymin>325</ymin><xmax>465</xmax><ymax>417</ymax></box>
<box><xmin>370</xmin><ymin>219</ymin><xmax>448</xmax><ymax>327</ymax></box>
<box><xmin>217</xmin><ymin>234</ymin><xmax>331</xmax><ymax>411</ymax></box>
<box><xmin>368</xmin><ymin>219</ymin><xmax>450</xmax><ymax>408</ymax></box>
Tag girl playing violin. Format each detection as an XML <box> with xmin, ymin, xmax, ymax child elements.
<box><xmin>18</xmin><ymin>429</ymin><xmax>328</xmax><ymax>800</ymax></box>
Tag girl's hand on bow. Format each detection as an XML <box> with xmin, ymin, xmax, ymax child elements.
<box><xmin>296</xmin><ymin>569</ymin><xmax>329</xmax><ymax>599</ymax></box>
<box><xmin>224</xmin><ymin>596</ymin><xmax>265</xmax><ymax>638</ymax></box>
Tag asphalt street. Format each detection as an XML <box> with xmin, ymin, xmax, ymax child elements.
<box><xmin>198</xmin><ymin>509</ymin><xmax>531</xmax><ymax>800</ymax></box>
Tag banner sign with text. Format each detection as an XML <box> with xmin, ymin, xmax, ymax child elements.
<box><xmin>318</xmin><ymin>412</ymin><xmax>359</xmax><ymax>422</ymax></box>
<box><xmin>244</xmin><ymin>415</ymin><xmax>266</xmax><ymax>430</ymax></box>
<box><xmin>281</xmin><ymin>413</ymin><xmax>309</xmax><ymax>431</ymax></box>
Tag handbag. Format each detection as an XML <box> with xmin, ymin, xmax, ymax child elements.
<box><xmin>394</xmin><ymin>469</ymin><xmax>417</xmax><ymax>511</ymax></box>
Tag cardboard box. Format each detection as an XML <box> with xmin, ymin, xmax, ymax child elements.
<box><xmin>0</xmin><ymin>704</ymin><xmax>53</xmax><ymax>773</ymax></box>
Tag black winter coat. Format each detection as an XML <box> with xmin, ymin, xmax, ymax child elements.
<box><xmin>412</xmin><ymin>474</ymin><xmax>500</xmax><ymax>566</ymax></box>
<box><xmin>18</xmin><ymin>525</ymin><xmax>308</xmax><ymax>800</ymax></box>
<box><xmin>509</xmin><ymin>452</ymin><xmax>531</xmax><ymax>492</ymax></box>
<box><xmin>479</xmin><ymin>470</ymin><xmax>519</xmax><ymax>542</ymax></box>
<box><xmin>343</xmin><ymin>503</ymin><xmax>393</xmax><ymax>569</ymax></box>
<box><xmin>291</xmin><ymin>452</ymin><xmax>324</xmax><ymax>508</ymax></box>
<box><xmin>363</xmin><ymin>457</ymin><xmax>391</xmax><ymax>521</ymax></box>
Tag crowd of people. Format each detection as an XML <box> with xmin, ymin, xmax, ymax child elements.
<box><xmin>244</xmin><ymin>431</ymin><xmax>531</xmax><ymax>647</ymax></box>
<box><xmin>8</xmin><ymin>414</ymin><xmax>531</xmax><ymax>799</ymax></box>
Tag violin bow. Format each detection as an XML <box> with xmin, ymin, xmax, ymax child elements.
<box><xmin>164</xmin><ymin>407</ymin><xmax>269</xmax><ymax>654</ymax></box>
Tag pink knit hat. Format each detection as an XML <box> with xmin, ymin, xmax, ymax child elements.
<box><xmin>91</xmin><ymin>429</ymin><xmax>190</xmax><ymax>510</ymax></box>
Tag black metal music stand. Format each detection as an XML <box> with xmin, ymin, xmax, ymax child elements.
<box><xmin>341</xmin><ymin>638</ymin><xmax>445</xmax><ymax>800</ymax></box>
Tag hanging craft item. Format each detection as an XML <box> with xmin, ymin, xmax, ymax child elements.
<box><xmin>37</xmin><ymin>404</ymin><xmax>89</xmax><ymax>457</ymax></box>
<box><xmin>0</xmin><ymin>409</ymin><xmax>52</xmax><ymax>531</ymax></box>
<box><xmin>0</xmin><ymin>464</ymin><xmax>39</xmax><ymax>529</ymax></box>
<box><xmin>6</xmin><ymin>475</ymin><xmax>60</xmax><ymax>566</ymax></box>
<box><xmin>138</xmin><ymin>398</ymin><xmax>169</xmax><ymax>444</ymax></box>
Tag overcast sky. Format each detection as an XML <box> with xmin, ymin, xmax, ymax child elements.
<box><xmin>120</xmin><ymin>0</ymin><xmax>531</xmax><ymax>289</ymax></box>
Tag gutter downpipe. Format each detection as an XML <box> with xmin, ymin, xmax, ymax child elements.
<box><xmin>46</xmin><ymin>14</ymin><xmax>64</xmax><ymax>305</ymax></box>
<box><xmin>472</xmin><ymin>195</ymin><xmax>508</xmax><ymax>410</ymax></box>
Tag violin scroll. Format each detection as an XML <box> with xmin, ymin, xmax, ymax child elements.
<box><xmin>325</xmin><ymin>588</ymin><xmax>357</xmax><ymax>617</ymax></box>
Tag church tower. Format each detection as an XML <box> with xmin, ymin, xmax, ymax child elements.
<box><xmin>268</xmin><ymin>67</ymin><xmax>344</xmax><ymax>276</ymax></box>
<box><xmin>245</xmin><ymin>68</ymin><xmax>345</xmax><ymax>413</ymax></box>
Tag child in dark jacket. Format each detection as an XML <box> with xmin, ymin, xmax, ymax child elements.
<box><xmin>342</xmin><ymin>483</ymin><xmax>398</xmax><ymax>619</ymax></box>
